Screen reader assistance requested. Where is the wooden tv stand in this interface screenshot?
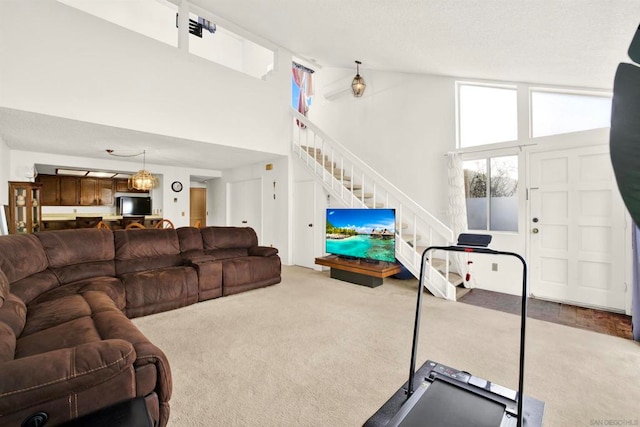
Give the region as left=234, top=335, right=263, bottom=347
left=315, top=255, right=402, bottom=288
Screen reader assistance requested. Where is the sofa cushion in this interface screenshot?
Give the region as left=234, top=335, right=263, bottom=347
left=9, top=270, right=60, bottom=306
left=0, top=234, right=49, bottom=284
left=28, top=276, right=126, bottom=311
left=36, top=229, right=116, bottom=285
left=0, top=294, right=26, bottom=363
left=115, top=229, right=183, bottom=275
left=200, top=226, right=258, bottom=250
left=204, top=248, right=249, bottom=260
left=22, top=294, right=92, bottom=337
left=221, top=256, right=282, bottom=296
left=176, top=227, right=204, bottom=253
left=121, top=267, right=198, bottom=318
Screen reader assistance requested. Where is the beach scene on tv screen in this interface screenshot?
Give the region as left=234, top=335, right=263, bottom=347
left=326, top=208, right=396, bottom=262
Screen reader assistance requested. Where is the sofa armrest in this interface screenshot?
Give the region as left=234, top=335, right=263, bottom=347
left=248, top=246, right=279, bottom=257
left=0, top=339, right=136, bottom=415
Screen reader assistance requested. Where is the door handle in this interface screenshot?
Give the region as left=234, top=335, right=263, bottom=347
left=308, top=223, right=313, bottom=227
left=532, top=228, right=539, bottom=234
left=532, top=217, right=539, bottom=223
left=241, top=220, right=248, bottom=224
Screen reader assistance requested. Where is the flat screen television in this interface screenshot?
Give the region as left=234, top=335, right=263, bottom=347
left=325, top=208, right=396, bottom=263
left=116, top=196, right=152, bottom=216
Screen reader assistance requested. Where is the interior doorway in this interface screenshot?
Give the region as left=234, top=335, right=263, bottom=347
left=228, top=178, right=262, bottom=241
left=294, top=180, right=317, bottom=269
left=190, top=187, right=207, bottom=227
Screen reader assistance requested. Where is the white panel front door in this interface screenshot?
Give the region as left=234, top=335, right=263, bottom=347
left=529, top=145, right=626, bottom=311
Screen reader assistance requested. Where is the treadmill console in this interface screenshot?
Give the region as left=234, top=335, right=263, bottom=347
left=425, top=361, right=471, bottom=383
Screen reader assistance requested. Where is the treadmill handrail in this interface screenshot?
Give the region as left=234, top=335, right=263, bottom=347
left=406, top=242, right=528, bottom=427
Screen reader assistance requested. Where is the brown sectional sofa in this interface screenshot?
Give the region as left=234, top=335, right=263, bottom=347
left=0, top=226, right=281, bottom=426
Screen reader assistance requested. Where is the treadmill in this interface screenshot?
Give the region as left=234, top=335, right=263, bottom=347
left=366, top=234, right=545, bottom=427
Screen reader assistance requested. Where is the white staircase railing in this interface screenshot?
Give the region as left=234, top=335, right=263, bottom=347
left=291, top=108, right=459, bottom=300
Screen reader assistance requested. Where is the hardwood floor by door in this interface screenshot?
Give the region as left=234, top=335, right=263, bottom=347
left=458, top=288, right=633, bottom=340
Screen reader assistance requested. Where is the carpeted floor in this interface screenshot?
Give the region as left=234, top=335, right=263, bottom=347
left=132, top=266, right=640, bottom=426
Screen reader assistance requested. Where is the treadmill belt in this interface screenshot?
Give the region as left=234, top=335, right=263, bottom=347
left=398, top=379, right=506, bottom=427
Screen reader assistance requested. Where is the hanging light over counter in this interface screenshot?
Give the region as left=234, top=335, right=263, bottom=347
left=128, top=150, right=158, bottom=191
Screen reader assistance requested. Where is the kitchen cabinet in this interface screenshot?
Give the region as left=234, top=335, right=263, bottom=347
left=79, top=178, right=97, bottom=206
left=97, top=179, right=115, bottom=205
left=60, top=177, right=79, bottom=205
left=37, top=175, right=116, bottom=206
left=38, top=175, right=60, bottom=205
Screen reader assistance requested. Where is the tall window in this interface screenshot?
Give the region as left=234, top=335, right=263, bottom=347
left=292, top=62, right=314, bottom=117
left=458, top=84, right=518, bottom=148
left=531, top=89, right=612, bottom=138
left=464, top=156, right=518, bottom=232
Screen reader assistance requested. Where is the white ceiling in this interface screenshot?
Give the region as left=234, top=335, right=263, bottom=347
left=2, top=1, right=639, bottom=175
left=0, top=108, right=282, bottom=179
left=196, top=0, right=640, bottom=89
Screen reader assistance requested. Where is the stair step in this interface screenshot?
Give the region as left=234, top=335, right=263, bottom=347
left=366, top=201, right=385, bottom=208
left=345, top=183, right=362, bottom=190
left=456, top=283, right=471, bottom=299
left=353, top=191, right=373, bottom=199
left=403, top=234, right=422, bottom=243
left=302, top=145, right=323, bottom=155
left=430, top=257, right=448, bottom=272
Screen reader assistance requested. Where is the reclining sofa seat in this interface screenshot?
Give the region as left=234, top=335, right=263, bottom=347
left=114, top=228, right=199, bottom=318
left=198, top=226, right=281, bottom=296
left=0, top=230, right=171, bottom=427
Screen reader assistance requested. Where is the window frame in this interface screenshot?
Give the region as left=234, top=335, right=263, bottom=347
left=528, top=87, right=613, bottom=139
left=462, top=151, right=521, bottom=234
left=456, top=81, right=519, bottom=149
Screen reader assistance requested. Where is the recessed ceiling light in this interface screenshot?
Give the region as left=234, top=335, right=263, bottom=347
left=56, top=168, right=88, bottom=176
left=86, top=171, right=116, bottom=178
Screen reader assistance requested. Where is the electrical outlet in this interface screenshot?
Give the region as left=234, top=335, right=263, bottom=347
left=492, top=263, right=498, bottom=272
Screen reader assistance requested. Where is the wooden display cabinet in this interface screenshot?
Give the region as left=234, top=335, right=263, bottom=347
left=8, top=181, right=43, bottom=234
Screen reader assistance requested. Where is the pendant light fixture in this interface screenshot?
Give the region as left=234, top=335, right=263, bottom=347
left=351, top=60, right=366, bottom=97
left=128, top=150, right=158, bottom=191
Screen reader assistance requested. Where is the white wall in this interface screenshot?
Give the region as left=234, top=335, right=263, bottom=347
left=308, top=68, right=455, bottom=223
left=0, top=136, right=9, bottom=205
left=207, top=178, right=226, bottom=226
left=0, top=0, right=290, bottom=156
left=222, top=157, right=290, bottom=263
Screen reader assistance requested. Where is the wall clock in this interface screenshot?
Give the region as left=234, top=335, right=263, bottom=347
left=171, top=181, right=183, bottom=192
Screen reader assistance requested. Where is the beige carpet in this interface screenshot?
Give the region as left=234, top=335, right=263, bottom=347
left=133, top=266, right=640, bottom=426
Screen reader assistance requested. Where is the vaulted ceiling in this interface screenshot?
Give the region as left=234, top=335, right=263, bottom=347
left=2, top=1, right=639, bottom=177
left=194, top=0, right=640, bottom=89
